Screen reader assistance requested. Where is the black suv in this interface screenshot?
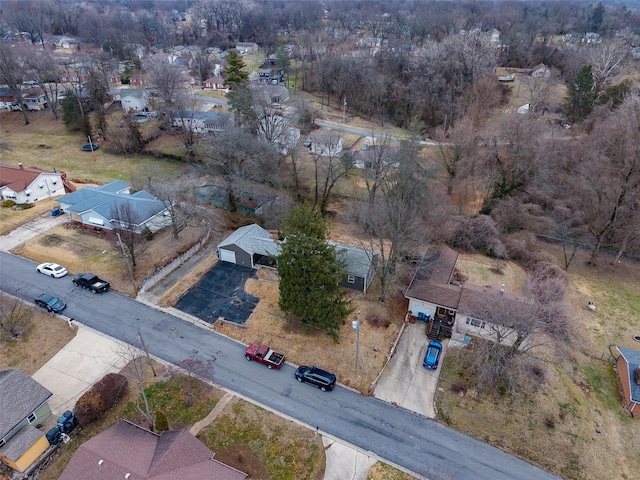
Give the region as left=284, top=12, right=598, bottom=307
left=295, top=365, right=336, bottom=392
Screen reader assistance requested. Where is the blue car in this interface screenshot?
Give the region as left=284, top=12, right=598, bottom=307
left=34, top=293, right=66, bottom=314
left=423, top=340, right=443, bottom=370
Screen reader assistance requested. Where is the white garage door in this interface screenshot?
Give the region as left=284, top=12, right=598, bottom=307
left=219, top=249, right=236, bottom=263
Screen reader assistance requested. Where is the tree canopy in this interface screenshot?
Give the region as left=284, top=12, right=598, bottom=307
left=277, top=204, right=352, bottom=342
left=224, top=49, right=248, bottom=87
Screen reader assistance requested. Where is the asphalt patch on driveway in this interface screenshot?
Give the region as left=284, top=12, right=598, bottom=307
left=175, top=262, right=259, bottom=324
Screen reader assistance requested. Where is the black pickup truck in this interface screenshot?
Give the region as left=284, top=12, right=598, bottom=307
left=72, top=273, right=110, bottom=293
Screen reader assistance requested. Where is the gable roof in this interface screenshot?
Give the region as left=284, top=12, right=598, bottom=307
left=58, top=420, right=247, bottom=480
left=329, top=241, right=376, bottom=278
left=57, top=181, right=166, bottom=225
left=617, top=346, right=640, bottom=403
left=0, top=425, right=44, bottom=462
left=218, top=224, right=275, bottom=255
left=0, top=164, right=60, bottom=193
left=405, top=245, right=462, bottom=309
left=0, top=370, right=52, bottom=438
left=218, top=224, right=376, bottom=278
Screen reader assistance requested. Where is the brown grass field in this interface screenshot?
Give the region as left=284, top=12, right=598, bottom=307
left=0, top=296, right=77, bottom=375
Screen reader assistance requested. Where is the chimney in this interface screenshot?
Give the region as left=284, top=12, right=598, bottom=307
left=18, top=163, right=23, bottom=169
left=635, top=367, right=640, bottom=385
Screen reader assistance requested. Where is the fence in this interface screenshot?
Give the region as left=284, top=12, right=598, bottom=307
left=139, top=229, right=212, bottom=294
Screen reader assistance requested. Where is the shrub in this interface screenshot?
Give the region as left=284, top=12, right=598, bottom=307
left=155, top=410, right=169, bottom=431
left=141, top=227, right=154, bottom=241
left=74, top=390, right=105, bottom=426
left=450, top=382, right=468, bottom=394
left=13, top=203, right=34, bottom=210
left=444, top=215, right=508, bottom=259
left=93, top=373, right=129, bottom=408
left=366, top=313, right=391, bottom=328
left=1, top=200, right=16, bottom=208
left=74, top=373, right=128, bottom=426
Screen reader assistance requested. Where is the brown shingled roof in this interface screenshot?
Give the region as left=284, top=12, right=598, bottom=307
left=405, top=245, right=462, bottom=308
left=58, top=420, right=247, bottom=480
left=0, top=165, right=52, bottom=192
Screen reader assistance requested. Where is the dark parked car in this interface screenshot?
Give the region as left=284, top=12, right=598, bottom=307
left=72, top=273, right=109, bottom=293
left=34, top=293, right=66, bottom=313
left=423, top=340, right=443, bottom=370
left=295, top=365, right=336, bottom=392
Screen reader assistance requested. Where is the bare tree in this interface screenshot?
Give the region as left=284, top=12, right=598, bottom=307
left=359, top=133, right=396, bottom=203
left=23, top=48, right=62, bottom=120
left=589, top=40, right=628, bottom=94
left=353, top=137, right=433, bottom=301
left=0, top=43, right=30, bottom=125
left=110, top=201, right=147, bottom=272
left=171, top=93, right=204, bottom=157
left=0, top=294, right=33, bottom=343
left=311, top=135, right=353, bottom=214
left=433, top=116, right=477, bottom=197
left=192, top=50, right=214, bottom=84
left=144, top=56, right=186, bottom=105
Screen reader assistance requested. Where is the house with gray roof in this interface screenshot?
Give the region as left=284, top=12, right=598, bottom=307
left=616, top=346, right=640, bottom=418
left=217, top=224, right=378, bottom=293
left=172, top=110, right=231, bottom=134
left=59, top=420, right=246, bottom=480
left=56, top=180, right=171, bottom=233
left=0, top=370, right=53, bottom=473
left=121, top=88, right=150, bottom=112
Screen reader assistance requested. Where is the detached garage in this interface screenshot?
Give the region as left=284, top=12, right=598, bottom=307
left=217, top=224, right=378, bottom=293
left=217, top=224, right=277, bottom=268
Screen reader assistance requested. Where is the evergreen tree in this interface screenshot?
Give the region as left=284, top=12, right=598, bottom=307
left=277, top=204, right=352, bottom=342
left=563, top=65, right=595, bottom=123
left=61, top=91, right=91, bottom=136
left=224, top=49, right=249, bottom=87
left=155, top=410, right=169, bottom=432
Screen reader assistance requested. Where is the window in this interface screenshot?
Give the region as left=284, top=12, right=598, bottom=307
left=27, top=412, right=37, bottom=424
left=0, top=438, right=5, bottom=447
left=347, top=275, right=355, bottom=284
left=466, top=318, right=485, bottom=329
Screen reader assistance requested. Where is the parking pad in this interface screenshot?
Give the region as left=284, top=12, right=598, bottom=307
left=175, top=262, right=259, bottom=324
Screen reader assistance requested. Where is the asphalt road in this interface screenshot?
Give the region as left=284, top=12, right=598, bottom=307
left=0, top=251, right=561, bottom=480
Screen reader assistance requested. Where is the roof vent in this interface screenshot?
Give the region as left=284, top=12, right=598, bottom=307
left=18, top=163, right=24, bottom=169
left=98, top=460, right=103, bottom=466
left=125, top=474, right=131, bottom=479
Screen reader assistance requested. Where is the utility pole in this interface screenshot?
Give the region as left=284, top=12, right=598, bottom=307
left=352, top=311, right=361, bottom=378
left=343, top=97, right=347, bottom=123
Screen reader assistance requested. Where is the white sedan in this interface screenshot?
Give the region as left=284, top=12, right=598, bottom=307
left=36, top=262, right=68, bottom=278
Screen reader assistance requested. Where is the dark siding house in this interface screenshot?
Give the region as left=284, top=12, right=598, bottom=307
left=217, top=224, right=377, bottom=293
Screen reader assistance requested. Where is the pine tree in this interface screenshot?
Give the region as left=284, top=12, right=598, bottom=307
left=155, top=410, right=169, bottom=432
left=563, top=65, right=595, bottom=123
left=277, top=204, right=353, bottom=342
left=224, top=49, right=249, bottom=87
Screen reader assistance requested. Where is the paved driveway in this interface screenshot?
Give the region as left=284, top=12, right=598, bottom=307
left=374, top=322, right=447, bottom=418
left=32, top=327, right=129, bottom=419
left=175, top=262, right=259, bottom=324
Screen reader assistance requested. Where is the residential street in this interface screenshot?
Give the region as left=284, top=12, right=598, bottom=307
left=0, top=251, right=561, bottom=480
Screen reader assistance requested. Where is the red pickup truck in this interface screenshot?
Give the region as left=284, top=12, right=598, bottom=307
left=244, top=344, right=285, bottom=369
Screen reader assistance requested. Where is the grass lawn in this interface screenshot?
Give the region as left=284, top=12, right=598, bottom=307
left=0, top=110, right=183, bottom=185
left=199, top=397, right=325, bottom=480
left=0, top=297, right=76, bottom=375
left=12, top=223, right=209, bottom=297
left=436, top=244, right=640, bottom=480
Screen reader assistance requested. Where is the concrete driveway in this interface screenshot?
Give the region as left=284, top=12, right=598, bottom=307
left=373, top=322, right=447, bottom=418
left=0, top=211, right=67, bottom=251
left=32, top=326, right=129, bottom=419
